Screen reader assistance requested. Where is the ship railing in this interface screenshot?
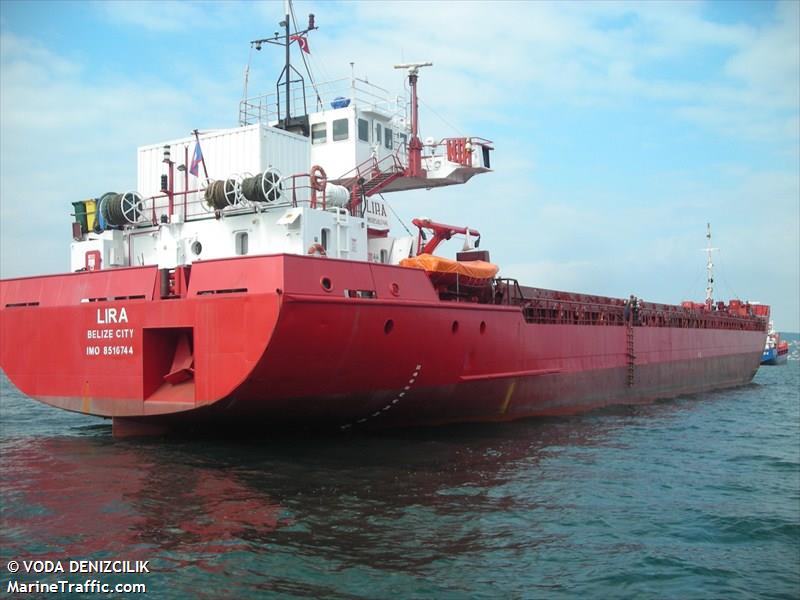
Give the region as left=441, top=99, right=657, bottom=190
left=333, top=152, right=406, bottom=186
left=491, top=283, right=765, bottom=331
left=493, top=278, right=526, bottom=305
left=135, top=171, right=347, bottom=225
left=517, top=297, right=629, bottom=327
left=421, top=137, right=495, bottom=167
left=240, top=77, right=408, bottom=126
left=330, top=152, right=407, bottom=214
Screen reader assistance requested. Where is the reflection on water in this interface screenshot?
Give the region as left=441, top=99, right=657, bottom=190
left=0, top=414, right=622, bottom=597
left=1, top=366, right=799, bottom=599
left=1, top=436, right=288, bottom=559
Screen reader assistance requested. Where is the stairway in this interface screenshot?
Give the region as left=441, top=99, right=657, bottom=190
left=362, top=171, right=403, bottom=196
left=335, top=154, right=407, bottom=214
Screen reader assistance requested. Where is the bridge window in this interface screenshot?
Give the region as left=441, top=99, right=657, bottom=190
left=311, top=123, right=326, bottom=145
left=332, top=118, right=349, bottom=141
left=375, top=122, right=382, bottom=144
left=358, top=118, right=369, bottom=142
left=384, top=127, right=393, bottom=149
left=235, top=231, right=249, bottom=255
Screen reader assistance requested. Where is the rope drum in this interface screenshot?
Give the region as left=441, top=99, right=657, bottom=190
left=98, top=192, right=145, bottom=226
left=241, top=169, right=283, bottom=204
left=204, top=179, right=239, bottom=210
left=205, top=169, right=283, bottom=209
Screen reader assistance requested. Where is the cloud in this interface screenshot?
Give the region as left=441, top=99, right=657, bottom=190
left=1, top=1, right=797, bottom=328
left=304, top=1, right=798, bottom=145
left=0, top=30, right=236, bottom=277
left=96, top=0, right=236, bottom=33
left=724, top=1, right=800, bottom=108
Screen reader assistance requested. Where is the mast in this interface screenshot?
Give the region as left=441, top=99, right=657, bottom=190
left=284, top=0, right=291, bottom=122
left=394, top=62, right=432, bottom=178
left=247, top=0, right=317, bottom=135
left=705, top=222, right=718, bottom=307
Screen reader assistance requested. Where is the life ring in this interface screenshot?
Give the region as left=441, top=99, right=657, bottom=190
left=307, top=243, right=327, bottom=257
left=310, top=165, right=327, bottom=192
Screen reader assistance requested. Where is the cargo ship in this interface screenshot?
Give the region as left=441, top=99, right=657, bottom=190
left=0, top=6, right=769, bottom=437
left=761, top=323, right=789, bottom=365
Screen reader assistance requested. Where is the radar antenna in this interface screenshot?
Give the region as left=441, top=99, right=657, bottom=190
left=393, top=62, right=432, bottom=178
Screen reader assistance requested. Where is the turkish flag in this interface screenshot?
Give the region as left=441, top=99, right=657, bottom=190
left=290, top=34, right=310, bottom=54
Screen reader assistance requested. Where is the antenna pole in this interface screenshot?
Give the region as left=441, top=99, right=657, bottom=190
left=394, top=62, right=432, bottom=178
left=284, top=0, right=291, bottom=122
left=243, top=47, right=252, bottom=103
left=408, top=70, right=421, bottom=177
left=248, top=1, right=317, bottom=131
left=705, top=222, right=714, bottom=307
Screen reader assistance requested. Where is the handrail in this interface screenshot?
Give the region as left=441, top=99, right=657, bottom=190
left=422, top=136, right=495, bottom=154
left=333, top=151, right=405, bottom=185
left=487, top=279, right=765, bottom=331
left=100, top=171, right=330, bottom=229
left=240, top=77, right=408, bottom=126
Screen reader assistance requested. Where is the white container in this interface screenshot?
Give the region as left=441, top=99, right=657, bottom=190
left=137, top=124, right=310, bottom=220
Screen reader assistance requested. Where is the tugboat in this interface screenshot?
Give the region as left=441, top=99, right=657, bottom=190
left=0, top=5, right=769, bottom=436
left=761, top=323, right=790, bottom=365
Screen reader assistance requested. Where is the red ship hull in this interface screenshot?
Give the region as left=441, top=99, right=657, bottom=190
left=0, top=255, right=765, bottom=435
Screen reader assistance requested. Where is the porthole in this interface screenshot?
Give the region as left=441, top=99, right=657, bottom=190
left=191, top=241, right=202, bottom=256
left=480, top=321, right=487, bottom=334
left=452, top=320, right=459, bottom=334
left=384, top=319, right=394, bottom=334
left=321, top=277, right=332, bottom=292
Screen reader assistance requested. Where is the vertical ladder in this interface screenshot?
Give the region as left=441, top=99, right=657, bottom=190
left=626, top=324, right=635, bottom=386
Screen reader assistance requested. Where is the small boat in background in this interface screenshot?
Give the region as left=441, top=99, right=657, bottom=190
left=761, top=323, right=789, bottom=365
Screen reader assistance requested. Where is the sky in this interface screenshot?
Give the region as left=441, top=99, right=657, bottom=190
left=1, top=0, right=798, bottom=330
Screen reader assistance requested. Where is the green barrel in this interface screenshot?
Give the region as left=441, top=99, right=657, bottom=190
left=72, top=200, right=88, bottom=233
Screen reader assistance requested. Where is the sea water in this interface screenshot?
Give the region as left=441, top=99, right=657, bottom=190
left=1, top=363, right=798, bottom=599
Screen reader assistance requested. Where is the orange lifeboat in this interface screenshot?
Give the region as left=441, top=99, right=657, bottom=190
left=400, top=253, right=499, bottom=289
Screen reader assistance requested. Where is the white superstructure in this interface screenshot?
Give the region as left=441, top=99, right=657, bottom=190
left=69, top=40, right=493, bottom=277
